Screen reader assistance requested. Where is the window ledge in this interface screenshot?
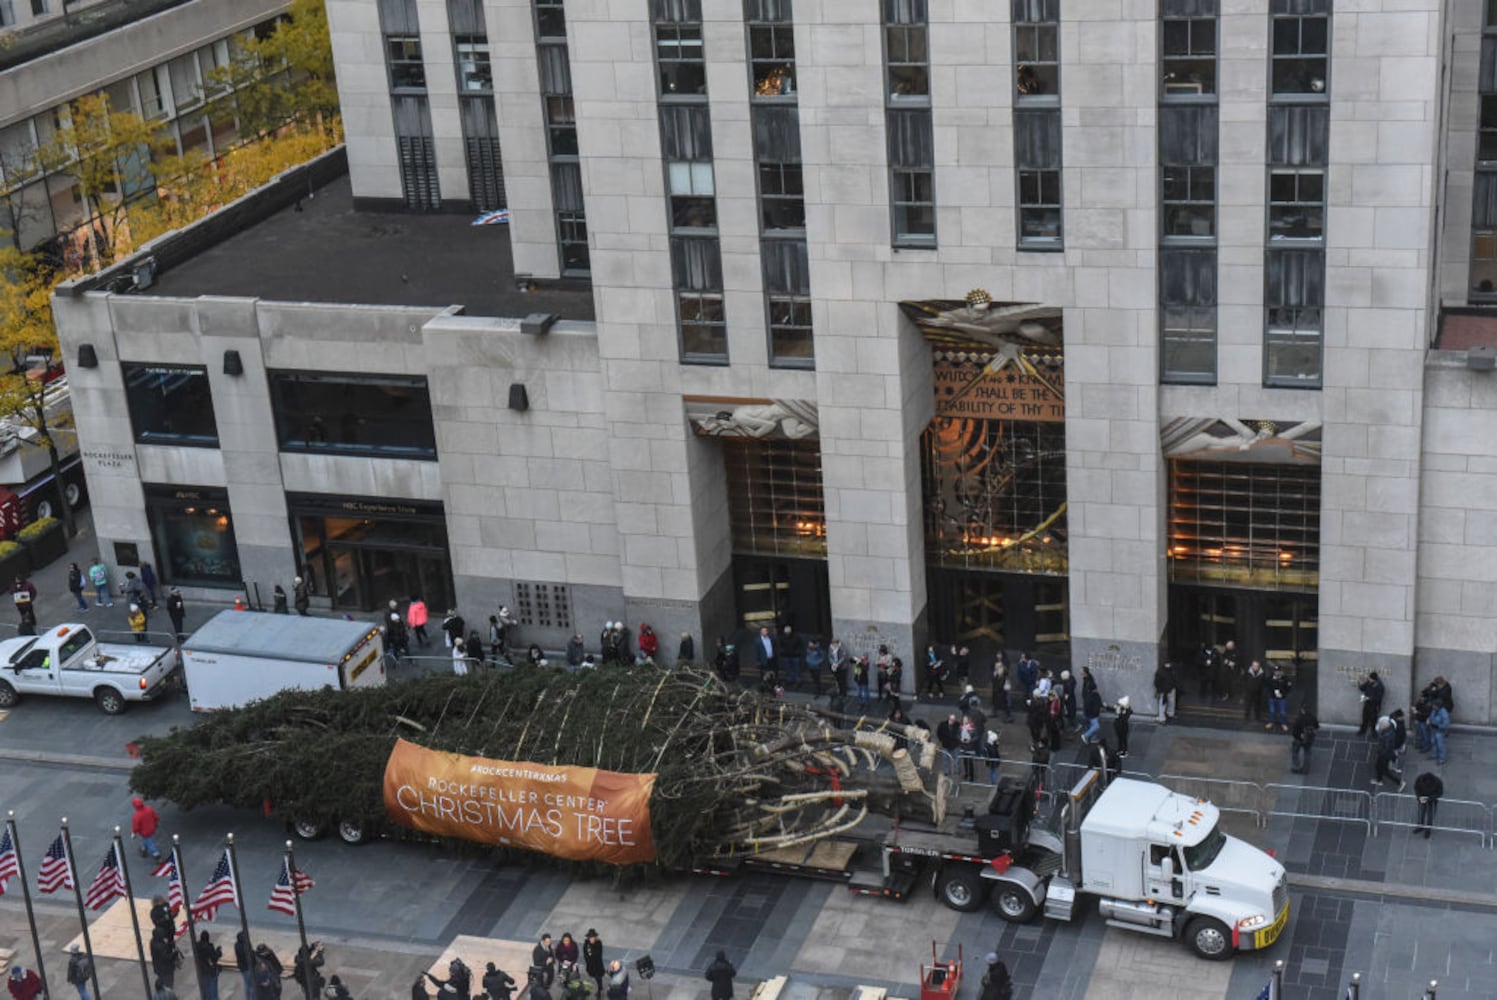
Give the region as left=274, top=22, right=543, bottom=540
left=769, top=359, right=816, bottom=371
left=680, top=355, right=731, bottom=367
left=893, top=240, right=938, bottom=251
left=1017, top=240, right=1065, bottom=253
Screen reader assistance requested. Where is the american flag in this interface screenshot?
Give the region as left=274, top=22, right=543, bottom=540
left=0, top=826, right=18, bottom=896
left=152, top=855, right=189, bottom=938
left=266, top=858, right=315, bottom=915
left=37, top=835, right=74, bottom=894
left=190, top=850, right=238, bottom=921
left=84, top=843, right=126, bottom=910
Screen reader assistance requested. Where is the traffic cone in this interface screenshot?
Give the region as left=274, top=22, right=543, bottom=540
left=233, top=594, right=246, bottom=611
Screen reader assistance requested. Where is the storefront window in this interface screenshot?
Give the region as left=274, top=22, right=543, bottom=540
left=123, top=364, right=219, bottom=446
left=269, top=372, right=438, bottom=459
left=144, top=485, right=241, bottom=587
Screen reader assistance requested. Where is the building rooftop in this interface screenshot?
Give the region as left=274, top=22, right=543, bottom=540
left=0, top=0, right=189, bottom=73
left=144, top=172, right=595, bottom=321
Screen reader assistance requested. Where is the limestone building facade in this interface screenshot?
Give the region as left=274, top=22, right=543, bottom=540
left=53, top=0, right=1497, bottom=725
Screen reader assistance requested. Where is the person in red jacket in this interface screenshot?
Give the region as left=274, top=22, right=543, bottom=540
left=132, top=796, right=164, bottom=861
left=407, top=595, right=430, bottom=647
left=8, top=966, right=43, bottom=1000
left=637, top=624, right=658, bottom=664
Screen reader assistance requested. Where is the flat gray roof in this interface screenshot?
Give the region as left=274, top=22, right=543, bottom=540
left=184, top=609, right=379, bottom=664
left=145, top=173, right=595, bottom=321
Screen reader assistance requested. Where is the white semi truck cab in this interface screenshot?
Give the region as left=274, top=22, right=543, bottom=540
left=983, top=770, right=1288, bottom=959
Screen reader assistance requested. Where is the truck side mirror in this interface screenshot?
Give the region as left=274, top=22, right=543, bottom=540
left=1161, top=856, right=1174, bottom=879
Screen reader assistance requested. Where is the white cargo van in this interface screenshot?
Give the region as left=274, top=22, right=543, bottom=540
left=182, top=611, right=385, bottom=711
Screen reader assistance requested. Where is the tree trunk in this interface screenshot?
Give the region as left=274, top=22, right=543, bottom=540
left=44, top=438, right=76, bottom=538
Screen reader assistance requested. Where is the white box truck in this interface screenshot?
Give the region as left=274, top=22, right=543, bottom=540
left=182, top=611, right=386, bottom=711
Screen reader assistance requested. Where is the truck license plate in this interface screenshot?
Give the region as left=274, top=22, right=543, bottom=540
left=1254, top=900, right=1290, bottom=949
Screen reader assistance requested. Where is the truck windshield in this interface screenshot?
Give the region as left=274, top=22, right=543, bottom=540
left=1182, top=824, right=1227, bottom=871
left=7, top=639, right=37, bottom=665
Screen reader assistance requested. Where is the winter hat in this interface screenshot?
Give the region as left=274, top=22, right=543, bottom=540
left=1118, top=695, right=1130, bottom=709
left=964, top=684, right=974, bottom=695
left=1061, top=670, right=1071, bottom=680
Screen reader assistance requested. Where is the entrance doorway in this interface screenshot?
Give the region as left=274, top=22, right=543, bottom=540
left=1167, top=584, right=1318, bottom=718
left=926, top=569, right=1070, bottom=664
left=289, top=493, right=455, bottom=613
left=732, top=555, right=830, bottom=640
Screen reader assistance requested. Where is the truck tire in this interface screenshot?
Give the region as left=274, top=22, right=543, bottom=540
left=35, top=497, right=55, bottom=521
left=0, top=680, right=16, bottom=708
left=65, top=480, right=84, bottom=509
left=337, top=820, right=367, bottom=845
left=292, top=820, right=327, bottom=841
left=936, top=864, right=987, bottom=912
left=95, top=687, right=126, bottom=715
left=992, top=884, right=1039, bottom=923
left=1185, top=917, right=1233, bottom=960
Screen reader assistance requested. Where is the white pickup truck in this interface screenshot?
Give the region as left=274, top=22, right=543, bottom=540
left=0, top=624, right=179, bottom=714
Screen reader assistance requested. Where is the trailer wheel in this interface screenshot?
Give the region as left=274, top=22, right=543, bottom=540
left=95, top=687, right=126, bottom=715
left=936, top=865, right=987, bottom=912
left=35, top=497, right=54, bottom=521
left=1185, top=917, right=1233, bottom=960
left=65, top=481, right=83, bottom=509
left=992, top=884, right=1038, bottom=923
left=0, top=680, right=16, bottom=708
left=337, top=820, right=367, bottom=846
left=292, top=820, right=327, bottom=841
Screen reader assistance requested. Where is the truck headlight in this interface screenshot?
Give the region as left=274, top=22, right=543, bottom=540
left=1237, top=914, right=1269, bottom=931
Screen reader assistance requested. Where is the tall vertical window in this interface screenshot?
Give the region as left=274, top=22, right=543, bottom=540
left=885, top=0, right=935, bottom=247
left=1014, top=0, right=1061, bottom=249
left=1473, top=8, right=1497, bottom=299
left=534, top=0, right=588, bottom=274
left=1264, top=0, right=1329, bottom=387
left=655, top=0, right=724, bottom=362
left=379, top=0, right=438, bottom=209
left=1158, top=2, right=1219, bottom=384
left=449, top=0, right=504, bottom=212
left=749, top=1, right=811, bottom=366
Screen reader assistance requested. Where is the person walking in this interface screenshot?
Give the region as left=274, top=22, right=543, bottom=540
left=979, top=953, right=1014, bottom=1000
left=140, top=562, right=159, bottom=605
left=293, top=576, right=310, bottom=615
left=853, top=655, right=871, bottom=707
left=408, top=595, right=430, bottom=646
left=10, top=573, right=35, bottom=623
left=1243, top=660, right=1266, bottom=722
left=754, top=626, right=777, bottom=684
left=7, top=966, right=43, bottom=1000
left=1266, top=664, right=1292, bottom=732
left=385, top=601, right=409, bottom=661
left=992, top=654, right=1014, bottom=722
left=88, top=558, right=113, bottom=607
left=780, top=626, right=804, bottom=688
left=566, top=633, right=585, bottom=669
left=194, top=930, right=222, bottom=1000
left=131, top=795, right=164, bottom=860
left=1413, top=771, right=1444, bottom=838
left=1113, top=696, right=1132, bottom=758
left=1081, top=682, right=1104, bottom=744
left=582, top=929, right=605, bottom=998
left=67, top=562, right=89, bottom=613
left=443, top=608, right=466, bottom=650
left=1371, top=717, right=1405, bottom=791
left=1357, top=671, right=1385, bottom=737
left=123, top=571, right=149, bottom=609
left=704, top=951, right=737, bottom=1000
left=1152, top=660, right=1177, bottom=724
left=271, top=584, right=288, bottom=614
left=66, top=943, right=94, bottom=1000
left=1290, top=704, right=1319, bottom=774
left=166, top=588, right=186, bottom=642
left=129, top=603, right=149, bottom=642
left=483, top=963, right=517, bottom=1000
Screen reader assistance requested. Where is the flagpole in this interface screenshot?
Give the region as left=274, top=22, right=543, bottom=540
left=225, top=832, right=256, bottom=990
left=173, top=836, right=207, bottom=1000
left=58, top=819, right=102, bottom=1000
left=114, top=826, right=156, bottom=1000
left=6, top=812, right=50, bottom=997
left=285, top=840, right=313, bottom=1000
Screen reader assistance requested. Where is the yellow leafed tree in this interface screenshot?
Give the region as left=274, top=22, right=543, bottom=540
left=0, top=246, right=75, bottom=537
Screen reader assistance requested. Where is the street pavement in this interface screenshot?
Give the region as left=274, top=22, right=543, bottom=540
left=4, top=519, right=1497, bottom=997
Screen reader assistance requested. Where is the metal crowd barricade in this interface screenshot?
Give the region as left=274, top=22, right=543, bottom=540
left=1262, top=782, right=1373, bottom=833
left=1371, top=793, right=1491, bottom=846
left=1155, top=774, right=1265, bottom=826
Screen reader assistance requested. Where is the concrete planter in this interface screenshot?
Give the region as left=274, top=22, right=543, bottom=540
left=18, top=524, right=66, bottom=569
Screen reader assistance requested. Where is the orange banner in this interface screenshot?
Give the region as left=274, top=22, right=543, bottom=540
left=382, top=739, right=658, bottom=865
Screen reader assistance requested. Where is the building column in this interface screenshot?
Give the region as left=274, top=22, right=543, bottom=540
left=326, top=0, right=402, bottom=202
left=1060, top=6, right=1166, bottom=705
left=1316, top=2, right=1441, bottom=723
left=487, top=0, right=560, bottom=278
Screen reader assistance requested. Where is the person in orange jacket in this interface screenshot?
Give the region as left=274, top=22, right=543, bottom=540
left=407, top=595, right=430, bottom=647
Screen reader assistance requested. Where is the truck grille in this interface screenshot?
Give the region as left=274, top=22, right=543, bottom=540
left=1272, top=874, right=1287, bottom=917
